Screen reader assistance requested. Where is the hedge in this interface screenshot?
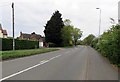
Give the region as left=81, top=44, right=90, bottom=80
left=1, top=38, right=39, bottom=51
left=91, top=24, right=120, bottom=67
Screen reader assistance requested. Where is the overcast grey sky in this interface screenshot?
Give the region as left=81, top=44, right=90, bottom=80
left=0, top=0, right=119, bottom=39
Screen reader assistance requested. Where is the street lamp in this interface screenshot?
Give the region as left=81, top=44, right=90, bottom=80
left=96, top=8, right=101, bottom=36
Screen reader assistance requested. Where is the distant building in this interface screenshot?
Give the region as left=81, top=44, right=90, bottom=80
left=118, top=1, right=120, bottom=24
left=0, top=24, right=8, bottom=38
left=18, top=32, right=44, bottom=47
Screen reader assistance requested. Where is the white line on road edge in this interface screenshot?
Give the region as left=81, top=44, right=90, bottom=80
left=0, top=55, right=61, bottom=81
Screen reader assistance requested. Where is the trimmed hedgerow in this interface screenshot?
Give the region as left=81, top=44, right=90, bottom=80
left=1, top=38, right=39, bottom=51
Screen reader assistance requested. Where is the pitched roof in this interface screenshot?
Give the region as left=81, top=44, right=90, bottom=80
left=30, top=34, right=42, bottom=40
left=20, top=32, right=43, bottom=41
left=30, top=32, right=42, bottom=39
left=0, top=24, right=8, bottom=35
left=0, top=24, right=2, bottom=30
left=22, top=33, right=31, bottom=39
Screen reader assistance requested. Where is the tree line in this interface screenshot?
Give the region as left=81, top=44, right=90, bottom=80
left=44, top=11, right=82, bottom=47
left=43, top=10, right=120, bottom=67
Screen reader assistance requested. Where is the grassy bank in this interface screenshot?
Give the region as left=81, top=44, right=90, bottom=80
left=0, top=48, right=59, bottom=60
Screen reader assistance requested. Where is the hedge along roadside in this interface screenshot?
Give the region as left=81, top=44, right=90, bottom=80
left=1, top=38, right=39, bottom=51
left=91, top=24, right=120, bottom=67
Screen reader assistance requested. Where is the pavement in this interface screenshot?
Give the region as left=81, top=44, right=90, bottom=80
left=1, top=46, right=118, bottom=80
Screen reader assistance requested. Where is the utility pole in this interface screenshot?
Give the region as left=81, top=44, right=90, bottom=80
left=12, top=2, right=15, bottom=50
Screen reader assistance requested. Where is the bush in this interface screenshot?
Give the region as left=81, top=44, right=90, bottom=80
left=82, top=34, right=95, bottom=46
left=1, top=38, right=39, bottom=51
left=91, top=24, right=120, bottom=67
left=91, top=38, right=98, bottom=49
left=99, top=25, right=120, bottom=65
left=2, top=38, right=13, bottom=50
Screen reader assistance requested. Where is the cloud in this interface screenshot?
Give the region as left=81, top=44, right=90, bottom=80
left=0, top=0, right=119, bottom=39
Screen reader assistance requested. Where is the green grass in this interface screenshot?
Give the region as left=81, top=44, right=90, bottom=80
left=0, top=48, right=59, bottom=60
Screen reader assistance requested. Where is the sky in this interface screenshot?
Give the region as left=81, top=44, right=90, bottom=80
left=0, top=0, right=119, bottom=39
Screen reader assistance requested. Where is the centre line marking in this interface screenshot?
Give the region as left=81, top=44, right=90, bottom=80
left=0, top=55, right=61, bottom=81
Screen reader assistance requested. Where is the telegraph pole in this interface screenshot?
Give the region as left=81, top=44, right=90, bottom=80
left=12, top=2, right=15, bottom=50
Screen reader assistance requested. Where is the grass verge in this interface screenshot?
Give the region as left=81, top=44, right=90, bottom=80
left=0, top=48, right=59, bottom=60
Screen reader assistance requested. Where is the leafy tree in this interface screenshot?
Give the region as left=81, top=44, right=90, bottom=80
left=44, top=11, right=64, bottom=47
left=82, top=34, right=95, bottom=45
left=62, top=19, right=82, bottom=46
left=72, top=28, right=82, bottom=46
left=62, top=19, right=73, bottom=46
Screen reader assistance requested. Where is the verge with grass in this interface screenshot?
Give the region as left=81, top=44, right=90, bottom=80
left=0, top=48, right=59, bottom=60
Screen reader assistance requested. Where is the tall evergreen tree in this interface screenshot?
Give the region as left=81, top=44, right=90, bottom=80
left=44, top=11, right=64, bottom=46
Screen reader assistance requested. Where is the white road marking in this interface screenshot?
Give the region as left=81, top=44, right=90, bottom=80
left=40, top=60, right=49, bottom=64
left=49, top=55, right=61, bottom=61
left=0, top=55, right=61, bottom=81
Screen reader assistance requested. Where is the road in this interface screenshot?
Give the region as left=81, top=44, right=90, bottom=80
left=1, top=46, right=118, bottom=80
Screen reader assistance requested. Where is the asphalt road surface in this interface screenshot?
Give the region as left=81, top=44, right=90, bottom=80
left=1, top=46, right=118, bottom=80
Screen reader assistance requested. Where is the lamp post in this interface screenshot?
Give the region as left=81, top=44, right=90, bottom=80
left=96, top=8, right=101, bottom=36
left=12, top=2, right=15, bottom=50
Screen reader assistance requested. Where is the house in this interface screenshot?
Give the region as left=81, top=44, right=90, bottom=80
left=18, top=32, right=44, bottom=47
left=0, top=24, right=8, bottom=38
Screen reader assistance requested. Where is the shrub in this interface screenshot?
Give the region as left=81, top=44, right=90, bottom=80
left=91, top=24, right=120, bottom=67
left=91, top=38, right=98, bottom=49
left=1, top=38, right=39, bottom=51
left=2, top=38, right=13, bottom=50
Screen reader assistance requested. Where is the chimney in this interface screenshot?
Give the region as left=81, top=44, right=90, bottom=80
left=20, top=31, right=22, bottom=35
